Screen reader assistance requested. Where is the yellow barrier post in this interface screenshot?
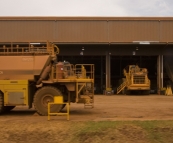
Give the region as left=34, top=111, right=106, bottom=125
left=48, top=96, right=70, bottom=121
left=165, top=86, right=173, bottom=96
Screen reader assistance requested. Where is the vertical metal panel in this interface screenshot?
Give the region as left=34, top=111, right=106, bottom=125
left=106, top=52, right=111, bottom=89
left=55, top=21, right=108, bottom=42
left=0, top=21, right=54, bottom=42
left=160, top=21, right=173, bottom=42
left=0, top=18, right=173, bottom=43
left=109, top=21, right=160, bottom=42
left=157, top=55, right=163, bottom=93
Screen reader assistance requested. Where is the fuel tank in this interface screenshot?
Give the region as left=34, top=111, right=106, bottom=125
left=0, top=55, right=51, bottom=80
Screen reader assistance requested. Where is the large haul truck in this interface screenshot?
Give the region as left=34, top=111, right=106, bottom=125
left=0, top=42, right=94, bottom=115
left=117, top=65, right=150, bottom=94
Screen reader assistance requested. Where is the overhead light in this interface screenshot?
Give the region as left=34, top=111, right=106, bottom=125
left=133, top=41, right=159, bottom=44
left=30, top=43, right=40, bottom=45
left=82, top=47, right=85, bottom=50
left=139, top=42, right=150, bottom=44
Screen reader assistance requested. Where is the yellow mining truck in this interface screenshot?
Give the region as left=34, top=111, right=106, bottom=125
left=117, top=65, right=150, bottom=94
left=0, top=42, right=94, bottom=115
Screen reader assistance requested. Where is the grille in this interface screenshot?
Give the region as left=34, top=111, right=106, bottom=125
left=133, top=75, right=145, bottom=84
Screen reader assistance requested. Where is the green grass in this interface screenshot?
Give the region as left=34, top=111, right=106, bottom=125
left=68, top=120, right=173, bottom=143
left=135, top=120, right=173, bottom=143
left=1, top=120, right=173, bottom=143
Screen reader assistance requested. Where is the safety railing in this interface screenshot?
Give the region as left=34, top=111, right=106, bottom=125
left=0, top=41, right=59, bottom=56
left=74, top=64, right=94, bottom=80
left=48, top=96, right=70, bottom=121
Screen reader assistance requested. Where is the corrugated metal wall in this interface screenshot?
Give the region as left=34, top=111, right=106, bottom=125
left=160, top=21, right=173, bottom=42
left=55, top=21, right=108, bottom=42
left=0, top=21, right=54, bottom=42
left=109, top=20, right=160, bottom=42
left=0, top=17, right=173, bottom=43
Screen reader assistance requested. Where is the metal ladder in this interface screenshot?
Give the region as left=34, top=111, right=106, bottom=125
left=117, top=80, right=127, bottom=94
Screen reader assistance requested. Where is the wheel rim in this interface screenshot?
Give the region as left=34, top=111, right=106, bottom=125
left=41, top=94, right=54, bottom=107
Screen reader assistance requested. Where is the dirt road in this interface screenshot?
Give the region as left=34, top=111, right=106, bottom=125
left=1, top=94, right=173, bottom=121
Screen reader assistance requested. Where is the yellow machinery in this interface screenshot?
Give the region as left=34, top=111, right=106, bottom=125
left=0, top=42, right=94, bottom=115
left=117, top=65, right=150, bottom=94
left=48, top=96, right=70, bottom=120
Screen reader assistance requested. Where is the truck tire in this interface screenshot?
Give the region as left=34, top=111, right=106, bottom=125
left=142, top=90, right=150, bottom=95
left=33, top=86, right=63, bottom=116
left=4, top=106, right=16, bottom=112
left=61, top=102, right=67, bottom=110
left=125, top=90, right=131, bottom=95
left=0, top=93, right=5, bottom=114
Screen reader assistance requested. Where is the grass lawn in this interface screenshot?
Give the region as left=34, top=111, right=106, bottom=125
left=1, top=120, right=173, bottom=143
left=68, top=120, right=173, bottom=143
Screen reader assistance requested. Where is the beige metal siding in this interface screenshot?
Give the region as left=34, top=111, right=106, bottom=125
left=0, top=21, right=54, bottom=42
left=109, top=21, right=160, bottom=42
left=160, top=21, right=173, bottom=42
left=0, top=17, right=173, bottom=43
left=55, top=21, right=108, bottom=43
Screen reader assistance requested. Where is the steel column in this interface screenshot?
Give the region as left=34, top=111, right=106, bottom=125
left=101, top=56, right=103, bottom=92
left=106, top=52, right=111, bottom=89
left=157, top=55, right=163, bottom=94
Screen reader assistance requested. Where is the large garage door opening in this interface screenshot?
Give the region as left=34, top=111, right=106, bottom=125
left=58, top=55, right=158, bottom=94
left=111, top=56, right=158, bottom=94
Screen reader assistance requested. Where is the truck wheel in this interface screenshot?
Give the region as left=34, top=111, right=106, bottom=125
left=4, top=106, right=16, bottom=112
left=34, top=86, right=63, bottom=116
left=61, top=102, right=67, bottom=110
left=0, top=93, right=5, bottom=114
left=142, top=90, right=150, bottom=95
left=125, top=90, right=131, bottom=95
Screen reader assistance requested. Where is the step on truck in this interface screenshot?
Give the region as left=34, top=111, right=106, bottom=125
left=0, top=42, right=94, bottom=115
